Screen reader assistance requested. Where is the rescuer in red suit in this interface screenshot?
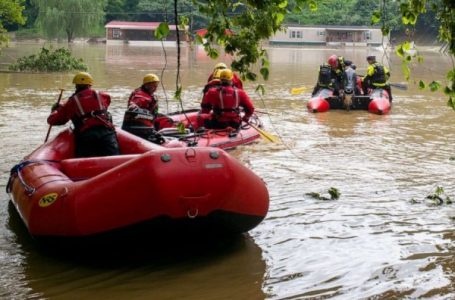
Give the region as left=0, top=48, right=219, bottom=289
left=47, top=72, right=120, bottom=158
left=200, top=69, right=254, bottom=129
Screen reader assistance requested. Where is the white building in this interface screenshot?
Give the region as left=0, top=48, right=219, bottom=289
left=269, top=25, right=388, bottom=47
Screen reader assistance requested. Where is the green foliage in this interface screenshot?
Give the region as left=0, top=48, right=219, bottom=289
left=0, top=0, right=26, bottom=50
left=8, top=46, right=87, bottom=72
left=410, top=186, right=453, bottom=206
left=154, top=22, right=170, bottom=40
left=193, top=0, right=289, bottom=80
left=31, top=0, right=107, bottom=42
left=306, top=187, right=340, bottom=200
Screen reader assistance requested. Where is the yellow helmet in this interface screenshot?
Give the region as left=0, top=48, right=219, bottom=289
left=72, top=72, right=94, bottom=85
left=214, top=62, right=227, bottom=70
left=143, top=73, right=160, bottom=84
left=219, top=69, right=233, bottom=81
left=212, top=69, right=223, bottom=79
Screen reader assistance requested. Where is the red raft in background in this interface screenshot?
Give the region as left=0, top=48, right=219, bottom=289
left=307, top=88, right=392, bottom=115
left=6, top=128, right=269, bottom=244
left=123, top=108, right=262, bottom=150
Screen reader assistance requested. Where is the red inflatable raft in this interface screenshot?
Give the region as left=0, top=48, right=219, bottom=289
left=6, top=128, right=269, bottom=242
left=123, top=109, right=262, bottom=150
left=307, top=88, right=391, bottom=115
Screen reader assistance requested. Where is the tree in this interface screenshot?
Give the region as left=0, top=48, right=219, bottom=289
left=31, top=0, right=107, bottom=42
left=0, top=0, right=26, bottom=50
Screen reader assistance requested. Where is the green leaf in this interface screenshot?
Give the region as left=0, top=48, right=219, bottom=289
left=447, top=69, right=455, bottom=81
left=401, top=62, right=410, bottom=80
left=195, top=34, right=204, bottom=45
left=255, top=84, right=266, bottom=96
left=177, top=122, right=185, bottom=134
left=448, top=96, right=455, bottom=111
left=429, top=81, right=441, bottom=92
left=155, top=22, right=170, bottom=40
left=278, top=0, right=288, bottom=9
left=371, top=11, right=381, bottom=25
left=260, top=67, right=269, bottom=80
left=308, top=0, right=317, bottom=11
left=396, top=45, right=405, bottom=58
left=418, top=80, right=425, bottom=89
left=417, top=55, right=424, bottom=63
left=174, top=86, right=182, bottom=101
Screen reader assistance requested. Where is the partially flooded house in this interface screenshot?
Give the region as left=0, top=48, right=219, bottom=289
left=269, top=25, right=388, bottom=47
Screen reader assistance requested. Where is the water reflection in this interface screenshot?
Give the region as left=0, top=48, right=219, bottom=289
left=6, top=203, right=266, bottom=300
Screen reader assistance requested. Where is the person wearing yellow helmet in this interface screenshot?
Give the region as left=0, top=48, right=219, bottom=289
left=202, top=69, right=223, bottom=94
left=362, top=56, right=392, bottom=101
left=122, top=73, right=171, bottom=143
left=127, top=73, right=160, bottom=115
left=200, top=68, right=255, bottom=129
left=47, top=71, right=120, bottom=158
left=207, top=62, right=244, bottom=89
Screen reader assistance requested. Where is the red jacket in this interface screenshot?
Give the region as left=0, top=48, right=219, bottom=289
left=201, top=85, right=254, bottom=124
left=207, top=72, right=243, bottom=90
left=47, top=88, right=112, bottom=132
left=127, top=87, right=158, bottom=115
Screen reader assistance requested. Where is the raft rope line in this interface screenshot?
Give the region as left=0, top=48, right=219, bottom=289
left=6, top=159, right=61, bottom=195
left=255, top=91, right=309, bottom=161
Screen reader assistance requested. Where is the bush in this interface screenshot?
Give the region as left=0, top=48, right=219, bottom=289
left=9, top=46, right=88, bottom=72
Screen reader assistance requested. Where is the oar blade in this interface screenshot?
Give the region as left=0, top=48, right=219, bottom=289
left=250, top=124, right=279, bottom=143
left=390, top=83, right=408, bottom=90
left=291, top=87, right=306, bottom=95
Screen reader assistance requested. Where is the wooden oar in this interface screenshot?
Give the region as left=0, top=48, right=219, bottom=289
left=248, top=123, right=279, bottom=143
left=290, top=87, right=306, bottom=95
left=44, top=89, right=64, bottom=142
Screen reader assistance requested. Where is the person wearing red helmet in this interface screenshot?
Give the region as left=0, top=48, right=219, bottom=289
left=47, top=72, right=119, bottom=158
left=311, top=55, right=347, bottom=96
left=200, top=69, right=254, bottom=129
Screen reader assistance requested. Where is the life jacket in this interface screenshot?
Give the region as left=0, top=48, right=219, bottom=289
left=71, top=90, right=112, bottom=131
left=212, top=86, right=241, bottom=123
left=128, top=88, right=158, bottom=115
left=318, top=64, right=333, bottom=87
left=344, top=67, right=356, bottom=94
left=371, top=63, right=386, bottom=84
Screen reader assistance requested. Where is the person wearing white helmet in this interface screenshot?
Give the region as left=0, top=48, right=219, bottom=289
left=47, top=72, right=119, bottom=157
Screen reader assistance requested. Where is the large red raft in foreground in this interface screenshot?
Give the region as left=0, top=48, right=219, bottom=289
left=6, top=128, right=269, bottom=242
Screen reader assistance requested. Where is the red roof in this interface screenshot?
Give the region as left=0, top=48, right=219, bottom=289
left=105, top=21, right=180, bottom=30
left=195, top=28, right=234, bottom=37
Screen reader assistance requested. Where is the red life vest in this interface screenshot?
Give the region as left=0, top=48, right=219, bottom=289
left=47, top=88, right=113, bottom=133
left=128, top=88, right=158, bottom=114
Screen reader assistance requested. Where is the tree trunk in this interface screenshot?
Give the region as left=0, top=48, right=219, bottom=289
left=67, top=29, right=73, bottom=43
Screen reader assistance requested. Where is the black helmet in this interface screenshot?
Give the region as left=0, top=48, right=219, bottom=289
left=366, top=55, right=376, bottom=61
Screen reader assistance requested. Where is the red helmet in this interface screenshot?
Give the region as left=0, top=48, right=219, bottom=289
left=328, top=55, right=338, bottom=68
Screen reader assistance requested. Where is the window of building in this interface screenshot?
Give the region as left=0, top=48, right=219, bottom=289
left=365, top=31, right=371, bottom=40
left=289, top=30, right=302, bottom=39
left=113, top=28, right=121, bottom=39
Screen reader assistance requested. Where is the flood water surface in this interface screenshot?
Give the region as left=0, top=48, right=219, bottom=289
left=0, top=43, right=454, bottom=299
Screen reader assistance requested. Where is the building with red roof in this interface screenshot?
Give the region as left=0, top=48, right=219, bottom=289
left=105, top=21, right=189, bottom=46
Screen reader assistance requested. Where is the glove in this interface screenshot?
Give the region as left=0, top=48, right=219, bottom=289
left=51, top=103, right=62, bottom=112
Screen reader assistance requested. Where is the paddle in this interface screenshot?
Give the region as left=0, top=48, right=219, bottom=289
left=290, top=87, right=306, bottom=95
left=389, top=83, right=408, bottom=90
left=358, top=75, right=408, bottom=90
left=248, top=123, right=279, bottom=143
left=44, top=89, right=64, bottom=142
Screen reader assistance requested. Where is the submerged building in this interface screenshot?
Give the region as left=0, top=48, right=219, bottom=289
left=105, top=21, right=188, bottom=46
left=269, top=25, right=388, bottom=47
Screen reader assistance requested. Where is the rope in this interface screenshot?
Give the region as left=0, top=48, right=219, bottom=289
left=6, top=159, right=60, bottom=195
